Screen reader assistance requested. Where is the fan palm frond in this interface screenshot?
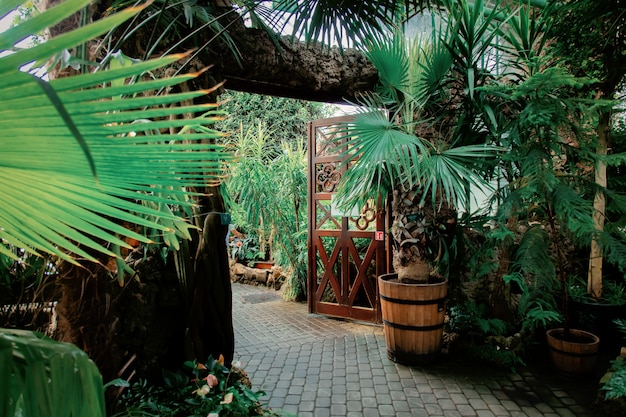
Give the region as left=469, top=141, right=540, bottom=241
left=0, top=0, right=231, bottom=264
left=268, top=0, right=403, bottom=48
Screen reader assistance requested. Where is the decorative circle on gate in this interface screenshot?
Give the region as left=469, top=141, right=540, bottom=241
left=351, top=203, right=377, bottom=230
left=316, top=163, right=341, bottom=192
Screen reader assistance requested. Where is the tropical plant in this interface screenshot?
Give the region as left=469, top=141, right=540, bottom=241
left=545, top=0, right=626, bottom=300
left=115, top=355, right=276, bottom=417
left=1, top=0, right=239, bottom=398
left=599, top=319, right=626, bottom=401
left=333, top=0, right=502, bottom=284
left=225, top=121, right=309, bottom=299
left=1, top=328, right=106, bottom=417
left=477, top=1, right=626, bottom=338
left=215, top=90, right=331, bottom=146
left=1, top=0, right=229, bottom=267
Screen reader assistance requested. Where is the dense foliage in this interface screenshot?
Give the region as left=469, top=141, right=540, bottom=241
left=224, top=121, right=309, bottom=300
left=215, top=90, right=333, bottom=146
left=115, top=356, right=276, bottom=417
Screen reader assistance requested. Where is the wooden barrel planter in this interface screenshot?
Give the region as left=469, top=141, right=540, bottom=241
left=378, top=273, right=448, bottom=365
left=546, top=328, right=600, bottom=376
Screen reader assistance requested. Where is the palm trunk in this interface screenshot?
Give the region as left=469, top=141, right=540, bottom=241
left=391, top=187, right=456, bottom=283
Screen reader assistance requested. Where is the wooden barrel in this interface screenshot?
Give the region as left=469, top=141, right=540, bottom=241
left=378, top=273, right=448, bottom=365
left=546, top=328, right=599, bottom=375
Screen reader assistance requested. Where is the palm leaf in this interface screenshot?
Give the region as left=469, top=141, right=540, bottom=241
left=419, top=144, right=499, bottom=209
left=333, top=106, right=433, bottom=210
left=269, top=0, right=401, bottom=48
left=0, top=1, right=231, bottom=264
left=364, top=30, right=411, bottom=103
left=0, top=328, right=106, bottom=417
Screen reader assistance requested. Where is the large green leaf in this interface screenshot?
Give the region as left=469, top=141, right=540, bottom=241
left=0, top=1, right=231, bottom=264
left=0, top=328, right=107, bottom=417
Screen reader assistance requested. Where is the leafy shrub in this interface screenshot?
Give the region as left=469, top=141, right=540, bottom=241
left=466, top=344, right=526, bottom=373
left=600, top=319, right=626, bottom=401
left=601, top=359, right=626, bottom=400
left=448, top=302, right=509, bottom=340
left=448, top=301, right=526, bottom=371
left=115, top=356, right=277, bottom=417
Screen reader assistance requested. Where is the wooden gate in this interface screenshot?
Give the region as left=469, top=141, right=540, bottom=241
left=308, top=116, right=387, bottom=323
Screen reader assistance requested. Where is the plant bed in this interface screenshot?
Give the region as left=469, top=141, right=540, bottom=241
left=114, top=356, right=279, bottom=417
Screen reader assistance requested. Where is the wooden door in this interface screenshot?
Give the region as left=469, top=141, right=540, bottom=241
left=308, top=116, right=387, bottom=323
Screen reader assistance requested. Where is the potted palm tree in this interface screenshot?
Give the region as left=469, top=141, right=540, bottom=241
left=333, top=1, right=502, bottom=365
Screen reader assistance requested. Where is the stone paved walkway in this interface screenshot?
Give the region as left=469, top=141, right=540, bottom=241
left=232, top=283, right=600, bottom=417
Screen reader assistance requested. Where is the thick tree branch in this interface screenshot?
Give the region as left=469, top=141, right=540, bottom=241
left=209, top=28, right=378, bottom=103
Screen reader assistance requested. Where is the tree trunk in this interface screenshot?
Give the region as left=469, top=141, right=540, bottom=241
left=587, top=109, right=610, bottom=299
left=391, top=187, right=457, bottom=283
left=186, top=205, right=234, bottom=365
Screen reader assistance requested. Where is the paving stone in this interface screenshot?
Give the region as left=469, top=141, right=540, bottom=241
left=469, top=397, right=489, bottom=410
left=457, top=403, right=478, bottom=416
left=231, top=283, right=596, bottom=417
left=347, top=400, right=362, bottom=412
left=287, top=385, right=303, bottom=395
left=434, top=388, right=452, bottom=399
left=330, top=403, right=347, bottom=416
left=392, top=399, right=411, bottom=412
left=451, top=392, right=470, bottom=405
left=376, top=393, right=392, bottom=405
left=487, top=404, right=509, bottom=416
left=407, top=396, right=425, bottom=408
left=425, top=403, right=444, bottom=415
left=314, top=407, right=331, bottom=417
left=518, top=406, right=546, bottom=417
left=462, top=388, right=482, bottom=399
left=411, top=408, right=432, bottom=417
left=374, top=384, right=390, bottom=395
left=315, top=395, right=332, bottom=407
left=284, top=395, right=301, bottom=405
left=421, top=393, right=438, bottom=404
left=438, top=398, right=457, bottom=410
left=499, top=399, right=520, bottom=411
left=347, top=390, right=362, bottom=400
left=363, top=407, right=380, bottom=417
left=299, top=400, right=315, bottom=412
left=388, top=381, right=404, bottom=391
left=553, top=407, right=578, bottom=417
left=331, top=393, right=346, bottom=404
left=536, top=402, right=556, bottom=413
left=361, top=378, right=375, bottom=388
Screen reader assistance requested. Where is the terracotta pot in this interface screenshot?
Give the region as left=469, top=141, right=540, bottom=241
left=378, top=273, right=447, bottom=365
left=546, top=328, right=600, bottom=376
